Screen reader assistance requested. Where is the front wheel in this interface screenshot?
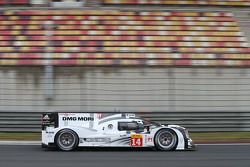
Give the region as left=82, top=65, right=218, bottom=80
left=55, top=129, right=79, bottom=151
left=154, top=129, right=178, bottom=151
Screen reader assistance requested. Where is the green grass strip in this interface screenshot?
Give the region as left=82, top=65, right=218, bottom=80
left=0, top=132, right=250, bottom=143
left=0, top=132, right=40, bottom=141
left=190, top=132, right=250, bottom=143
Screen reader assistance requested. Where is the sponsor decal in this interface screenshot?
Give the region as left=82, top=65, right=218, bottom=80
left=59, top=113, right=75, bottom=116
left=108, top=124, right=113, bottom=130
left=130, top=134, right=143, bottom=147
left=143, top=135, right=153, bottom=144
left=42, top=114, right=53, bottom=125
left=62, top=117, right=94, bottom=121
left=43, top=114, right=50, bottom=120
left=126, top=113, right=136, bottom=118
left=147, top=137, right=153, bottom=142
left=47, top=134, right=53, bottom=138
left=80, top=138, right=111, bottom=143
left=120, top=134, right=127, bottom=137
left=97, top=113, right=103, bottom=120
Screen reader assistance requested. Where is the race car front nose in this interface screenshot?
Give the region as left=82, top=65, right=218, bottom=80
left=187, top=138, right=196, bottom=150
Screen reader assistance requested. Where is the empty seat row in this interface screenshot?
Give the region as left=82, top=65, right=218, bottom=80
left=1, top=10, right=237, bottom=16
left=0, top=46, right=249, bottom=52
left=0, top=20, right=239, bottom=26
left=0, top=41, right=247, bottom=47
left=2, top=53, right=250, bottom=60
left=0, top=0, right=29, bottom=5
left=103, top=0, right=250, bottom=6
left=0, top=15, right=237, bottom=21
left=0, top=25, right=241, bottom=31
left=0, top=30, right=243, bottom=36
left=2, top=59, right=250, bottom=66
left=1, top=0, right=250, bottom=6
left=0, top=35, right=246, bottom=41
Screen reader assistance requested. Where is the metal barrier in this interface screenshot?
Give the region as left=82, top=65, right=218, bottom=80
left=0, top=111, right=249, bottom=132
left=141, top=111, right=250, bottom=132
left=0, top=112, right=41, bottom=132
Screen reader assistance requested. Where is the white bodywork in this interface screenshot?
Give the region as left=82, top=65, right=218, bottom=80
left=42, top=113, right=194, bottom=150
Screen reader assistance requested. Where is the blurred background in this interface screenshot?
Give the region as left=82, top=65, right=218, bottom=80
left=0, top=0, right=250, bottom=142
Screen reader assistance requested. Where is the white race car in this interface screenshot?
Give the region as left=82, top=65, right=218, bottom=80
left=42, top=112, right=195, bottom=151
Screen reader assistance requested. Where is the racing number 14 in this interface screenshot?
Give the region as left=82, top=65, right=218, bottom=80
left=130, top=134, right=143, bottom=147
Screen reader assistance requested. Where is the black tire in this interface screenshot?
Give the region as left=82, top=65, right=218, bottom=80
left=55, top=129, right=79, bottom=151
left=154, top=129, right=178, bottom=151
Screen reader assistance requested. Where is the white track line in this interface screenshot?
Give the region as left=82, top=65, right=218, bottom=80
left=1, top=141, right=250, bottom=146
left=197, top=143, right=250, bottom=146
left=0, top=141, right=40, bottom=145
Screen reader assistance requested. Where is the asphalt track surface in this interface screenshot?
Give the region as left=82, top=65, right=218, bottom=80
left=0, top=144, right=250, bottom=167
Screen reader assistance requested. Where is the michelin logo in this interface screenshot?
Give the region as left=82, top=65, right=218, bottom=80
left=62, top=117, right=94, bottom=121
left=80, top=138, right=111, bottom=143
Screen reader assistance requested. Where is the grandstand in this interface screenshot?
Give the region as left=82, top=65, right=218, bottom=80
left=0, top=0, right=250, bottom=131
left=0, top=10, right=249, bottom=66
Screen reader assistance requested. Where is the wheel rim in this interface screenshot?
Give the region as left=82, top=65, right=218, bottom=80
left=157, top=131, right=176, bottom=149
left=58, top=132, right=76, bottom=150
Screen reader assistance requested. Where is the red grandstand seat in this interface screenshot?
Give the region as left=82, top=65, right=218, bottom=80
left=0, top=0, right=29, bottom=5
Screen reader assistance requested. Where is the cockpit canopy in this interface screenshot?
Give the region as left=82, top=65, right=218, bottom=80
left=118, top=121, right=144, bottom=131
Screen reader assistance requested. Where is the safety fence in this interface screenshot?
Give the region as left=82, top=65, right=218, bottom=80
left=0, top=111, right=249, bottom=132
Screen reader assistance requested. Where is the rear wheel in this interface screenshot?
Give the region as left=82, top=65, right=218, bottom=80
left=55, top=129, right=79, bottom=151
left=154, top=129, right=178, bottom=151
